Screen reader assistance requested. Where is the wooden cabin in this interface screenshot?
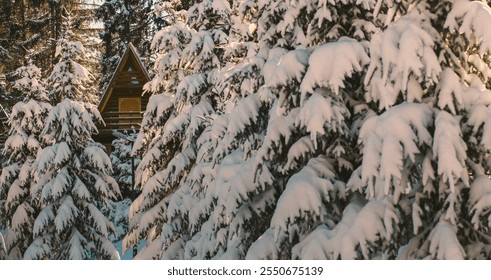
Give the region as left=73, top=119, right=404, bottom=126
left=95, top=43, right=151, bottom=152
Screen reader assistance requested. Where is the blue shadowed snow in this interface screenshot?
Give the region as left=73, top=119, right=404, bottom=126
left=114, top=239, right=146, bottom=260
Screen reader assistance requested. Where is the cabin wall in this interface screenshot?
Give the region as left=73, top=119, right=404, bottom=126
left=97, top=89, right=150, bottom=149
left=101, top=88, right=150, bottom=113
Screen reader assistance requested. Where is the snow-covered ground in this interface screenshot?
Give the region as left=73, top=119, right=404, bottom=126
left=114, top=240, right=133, bottom=260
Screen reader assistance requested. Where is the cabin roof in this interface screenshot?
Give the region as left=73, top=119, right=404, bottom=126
left=98, top=43, right=151, bottom=112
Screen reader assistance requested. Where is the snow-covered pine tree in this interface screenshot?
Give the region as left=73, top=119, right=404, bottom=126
left=46, top=14, right=98, bottom=105
left=106, top=130, right=140, bottom=248
left=124, top=0, right=233, bottom=259
left=110, top=130, right=140, bottom=200
left=127, top=0, right=374, bottom=260
left=128, top=0, right=491, bottom=259
left=246, top=0, right=491, bottom=260
left=0, top=232, right=6, bottom=260
left=25, top=16, right=120, bottom=260
left=0, top=60, right=52, bottom=259
left=70, top=1, right=105, bottom=105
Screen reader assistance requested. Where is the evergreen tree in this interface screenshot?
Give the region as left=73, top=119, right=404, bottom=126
left=0, top=60, right=51, bottom=259
left=0, top=0, right=31, bottom=73
left=97, top=0, right=154, bottom=92
left=46, top=16, right=98, bottom=105
left=110, top=130, right=140, bottom=200
left=0, top=1, right=101, bottom=104
left=127, top=0, right=491, bottom=260
left=124, top=0, right=232, bottom=259
left=106, top=130, right=140, bottom=251
left=71, top=1, right=105, bottom=104
left=0, top=1, right=61, bottom=73
left=0, top=232, right=6, bottom=260
left=25, top=18, right=120, bottom=260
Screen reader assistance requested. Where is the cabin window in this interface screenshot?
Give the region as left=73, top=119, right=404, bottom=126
left=119, top=97, right=141, bottom=129
left=131, top=76, right=140, bottom=85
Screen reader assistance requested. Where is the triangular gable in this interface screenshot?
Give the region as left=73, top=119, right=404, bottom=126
left=98, top=43, right=151, bottom=112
